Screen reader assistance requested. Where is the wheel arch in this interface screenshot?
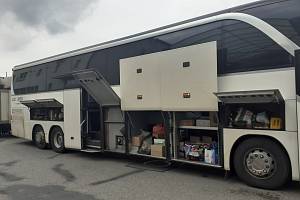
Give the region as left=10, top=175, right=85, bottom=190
left=32, top=124, right=44, bottom=141
left=229, top=134, right=291, bottom=175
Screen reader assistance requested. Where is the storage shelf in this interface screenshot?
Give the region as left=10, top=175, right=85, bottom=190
left=104, top=121, right=124, bottom=123
left=178, top=126, right=218, bottom=131
left=104, top=149, right=126, bottom=154
left=129, top=152, right=166, bottom=160
left=172, top=159, right=222, bottom=168
left=224, top=127, right=284, bottom=131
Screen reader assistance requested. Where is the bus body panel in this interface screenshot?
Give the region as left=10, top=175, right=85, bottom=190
left=220, top=68, right=299, bottom=181
left=218, top=68, right=296, bottom=101
left=24, top=120, right=64, bottom=142
left=223, top=128, right=299, bottom=181
left=297, top=98, right=300, bottom=182
left=296, top=49, right=300, bottom=184
left=218, top=68, right=297, bottom=133
left=63, top=89, right=82, bottom=149
left=11, top=90, right=64, bottom=140
left=11, top=89, right=82, bottom=150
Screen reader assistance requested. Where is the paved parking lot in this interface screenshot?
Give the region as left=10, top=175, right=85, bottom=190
left=0, top=136, right=299, bottom=200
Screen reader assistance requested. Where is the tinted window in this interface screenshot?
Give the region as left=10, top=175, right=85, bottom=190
left=152, top=20, right=291, bottom=73
left=156, top=21, right=223, bottom=49
left=14, top=65, right=46, bottom=94
left=88, top=22, right=223, bottom=85
left=46, top=61, right=66, bottom=91
left=13, top=16, right=293, bottom=94
left=47, top=53, right=92, bottom=91
left=89, top=38, right=169, bottom=85
left=220, top=20, right=291, bottom=73
left=243, top=0, right=300, bottom=47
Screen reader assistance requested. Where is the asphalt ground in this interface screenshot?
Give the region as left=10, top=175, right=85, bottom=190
left=0, top=136, right=299, bottom=200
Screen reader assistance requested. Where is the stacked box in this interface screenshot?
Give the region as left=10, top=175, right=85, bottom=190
left=151, top=145, right=165, bottom=157
left=132, top=135, right=143, bottom=147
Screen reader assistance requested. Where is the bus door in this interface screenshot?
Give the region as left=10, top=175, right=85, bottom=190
left=295, top=49, right=300, bottom=173
left=73, top=70, right=120, bottom=150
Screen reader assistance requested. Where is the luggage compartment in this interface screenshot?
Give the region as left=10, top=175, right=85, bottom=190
left=126, top=111, right=167, bottom=159
left=216, top=89, right=286, bottom=131
left=172, top=111, right=222, bottom=167
left=104, top=107, right=125, bottom=153
left=222, top=103, right=285, bottom=131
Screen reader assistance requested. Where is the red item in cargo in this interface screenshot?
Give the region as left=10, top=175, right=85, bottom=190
left=152, top=124, right=165, bottom=139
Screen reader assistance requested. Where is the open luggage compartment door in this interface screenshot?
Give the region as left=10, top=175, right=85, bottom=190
left=120, top=41, right=218, bottom=111
left=20, top=99, right=63, bottom=108
left=215, top=89, right=284, bottom=104
left=73, top=70, right=120, bottom=151
left=73, top=70, right=120, bottom=107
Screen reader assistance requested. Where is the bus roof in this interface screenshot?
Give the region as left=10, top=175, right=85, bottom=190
left=13, top=0, right=283, bottom=71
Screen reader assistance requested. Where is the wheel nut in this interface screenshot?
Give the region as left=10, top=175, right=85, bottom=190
left=265, top=160, right=268, bottom=163
left=255, top=154, right=258, bottom=157
left=260, top=155, right=264, bottom=159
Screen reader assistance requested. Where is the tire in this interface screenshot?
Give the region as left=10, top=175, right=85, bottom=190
left=33, top=126, right=47, bottom=149
left=233, top=137, right=290, bottom=189
left=50, top=127, right=65, bottom=153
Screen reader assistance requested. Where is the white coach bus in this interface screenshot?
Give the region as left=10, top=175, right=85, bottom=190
left=11, top=0, right=300, bottom=189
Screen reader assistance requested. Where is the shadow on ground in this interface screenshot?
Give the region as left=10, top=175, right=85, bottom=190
left=71, top=150, right=300, bottom=192
left=52, top=164, right=76, bottom=183
left=0, top=184, right=100, bottom=200
left=5, top=137, right=300, bottom=193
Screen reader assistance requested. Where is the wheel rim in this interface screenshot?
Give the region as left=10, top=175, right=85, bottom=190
left=244, top=149, right=276, bottom=179
left=53, top=132, right=63, bottom=148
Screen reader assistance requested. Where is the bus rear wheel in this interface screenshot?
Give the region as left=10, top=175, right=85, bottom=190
left=33, top=126, right=47, bottom=149
left=233, top=137, right=290, bottom=189
left=50, top=127, right=65, bottom=153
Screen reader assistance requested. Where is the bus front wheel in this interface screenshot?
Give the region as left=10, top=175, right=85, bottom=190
left=233, top=137, right=290, bottom=189
left=50, top=127, right=65, bottom=153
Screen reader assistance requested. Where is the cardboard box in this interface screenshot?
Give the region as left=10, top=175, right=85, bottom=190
left=202, top=136, right=213, bottom=143
left=190, top=136, right=201, bottom=143
left=151, top=144, right=165, bottom=157
left=270, top=117, right=282, bottom=130
left=209, top=112, right=218, bottom=127
left=154, top=139, right=165, bottom=145
left=179, top=120, right=195, bottom=126
left=132, top=135, right=143, bottom=147
left=196, top=119, right=210, bottom=127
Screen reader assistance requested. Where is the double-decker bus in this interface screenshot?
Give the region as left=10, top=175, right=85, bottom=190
left=11, top=0, right=300, bottom=189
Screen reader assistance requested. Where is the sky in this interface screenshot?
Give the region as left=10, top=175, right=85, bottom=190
left=0, top=0, right=259, bottom=77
